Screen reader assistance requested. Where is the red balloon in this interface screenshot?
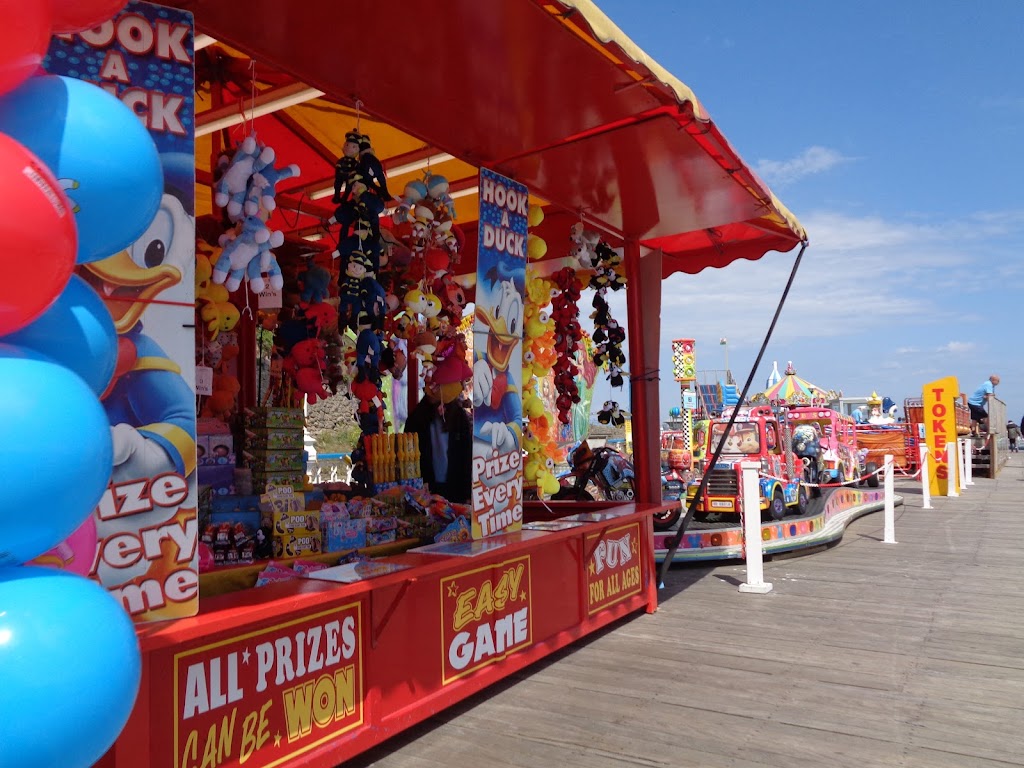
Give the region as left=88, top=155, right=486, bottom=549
left=50, top=0, right=128, bottom=35
left=0, top=0, right=52, bottom=97
left=0, top=133, right=77, bottom=336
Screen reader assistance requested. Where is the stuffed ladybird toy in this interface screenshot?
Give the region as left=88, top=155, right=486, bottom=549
left=300, top=301, right=338, bottom=335
left=294, top=366, right=330, bottom=405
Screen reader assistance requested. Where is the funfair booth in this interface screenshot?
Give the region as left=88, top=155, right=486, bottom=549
left=0, top=2, right=805, bottom=767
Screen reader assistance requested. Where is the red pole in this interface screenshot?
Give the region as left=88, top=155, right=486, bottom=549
left=623, top=240, right=662, bottom=503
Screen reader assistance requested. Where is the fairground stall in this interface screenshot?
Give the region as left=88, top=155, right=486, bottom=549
left=0, top=2, right=805, bottom=767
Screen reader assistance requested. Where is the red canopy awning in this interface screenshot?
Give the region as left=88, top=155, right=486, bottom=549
left=170, top=0, right=806, bottom=276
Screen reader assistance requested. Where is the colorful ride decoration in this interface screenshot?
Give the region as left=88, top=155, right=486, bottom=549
left=751, top=360, right=837, bottom=407
left=0, top=3, right=149, bottom=764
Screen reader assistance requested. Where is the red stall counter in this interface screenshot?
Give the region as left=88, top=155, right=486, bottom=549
left=102, top=503, right=669, bottom=768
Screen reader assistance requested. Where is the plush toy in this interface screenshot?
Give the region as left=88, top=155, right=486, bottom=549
left=199, top=297, right=240, bottom=341
left=355, top=327, right=382, bottom=376
left=339, top=251, right=371, bottom=329
left=200, top=374, right=241, bottom=419
left=434, top=274, right=467, bottom=320
left=412, top=328, right=437, bottom=359
left=247, top=229, right=285, bottom=293
left=251, top=154, right=300, bottom=213
left=357, top=277, right=387, bottom=331
left=425, top=173, right=455, bottom=220
left=213, top=134, right=275, bottom=222
left=404, top=287, right=432, bottom=316
left=294, top=366, right=330, bottom=405
left=214, top=216, right=270, bottom=292
left=332, top=131, right=363, bottom=204
left=301, top=301, right=338, bottom=335
left=357, top=133, right=390, bottom=203
left=597, top=400, right=629, bottom=427
left=350, top=371, right=385, bottom=435
left=393, top=179, right=428, bottom=224
left=299, top=264, right=332, bottom=304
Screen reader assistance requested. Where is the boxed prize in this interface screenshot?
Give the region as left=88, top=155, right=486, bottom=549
left=323, top=517, right=367, bottom=552
left=272, top=530, right=322, bottom=558
left=272, top=510, right=320, bottom=535
left=246, top=429, right=305, bottom=452
left=247, top=407, right=304, bottom=430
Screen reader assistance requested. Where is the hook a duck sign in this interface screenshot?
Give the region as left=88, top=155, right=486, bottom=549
left=472, top=169, right=528, bottom=539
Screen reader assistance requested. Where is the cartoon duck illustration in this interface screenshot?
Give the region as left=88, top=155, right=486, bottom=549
left=78, top=152, right=198, bottom=482
left=473, top=263, right=524, bottom=451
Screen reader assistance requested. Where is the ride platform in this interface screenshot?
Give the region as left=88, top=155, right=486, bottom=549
left=654, top=486, right=899, bottom=563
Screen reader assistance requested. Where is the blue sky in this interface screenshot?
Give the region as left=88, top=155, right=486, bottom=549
left=591, top=0, right=1024, bottom=424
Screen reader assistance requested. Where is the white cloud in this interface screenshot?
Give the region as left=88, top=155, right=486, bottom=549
left=756, top=146, right=852, bottom=185
left=938, top=341, right=976, bottom=354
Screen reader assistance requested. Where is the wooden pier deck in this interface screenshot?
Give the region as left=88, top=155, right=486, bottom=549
left=348, top=455, right=1024, bottom=768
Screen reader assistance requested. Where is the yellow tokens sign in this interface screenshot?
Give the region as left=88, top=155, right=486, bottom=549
left=922, top=376, right=960, bottom=496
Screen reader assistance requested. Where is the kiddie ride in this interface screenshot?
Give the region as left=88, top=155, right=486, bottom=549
left=686, top=405, right=809, bottom=522
left=554, top=441, right=684, bottom=530
left=783, top=406, right=879, bottom=489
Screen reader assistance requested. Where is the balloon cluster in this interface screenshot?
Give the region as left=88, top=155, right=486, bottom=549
left=550, top=265, right=585, bottom=425
left=212, top=133, right=298, bottom=293
left=585, top=239, right=628, bottom=388
left=521, top=206, right=560, bottom=496
left=0, top=3, right=151, bottom=765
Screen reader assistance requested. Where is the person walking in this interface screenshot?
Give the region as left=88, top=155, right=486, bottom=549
left=968, top=374, right=1000, bottom=436
left=1007, top=421, right=1021, bottom=452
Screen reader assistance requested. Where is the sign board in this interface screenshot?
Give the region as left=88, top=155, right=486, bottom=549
left=471, top=169, right=527, bottom=539
left=922, top=376, right=960, bottom=496
left=40, top=1, right=199, bottom=622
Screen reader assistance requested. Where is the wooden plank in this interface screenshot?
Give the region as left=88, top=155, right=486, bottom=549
left=343, top=459, right=1024, bottom=768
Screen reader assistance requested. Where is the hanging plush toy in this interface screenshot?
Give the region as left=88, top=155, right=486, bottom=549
left=298, top=264, right=332, bottom=304
left=214, top=215, right=270, bottom=291
left=213, top=134, right=274, bottom=222
left=251, top=153, right=300, bottom=213
left=597, top=400, right=629, bottom=427
left=332, top=130, right=363, bottom=205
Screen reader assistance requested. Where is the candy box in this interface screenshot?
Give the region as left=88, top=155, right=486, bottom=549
left=323, top=517, right=366, bottom=552
left=272, top=510, right=320, bottom=535
left=272, top=531, right=322, bottom=558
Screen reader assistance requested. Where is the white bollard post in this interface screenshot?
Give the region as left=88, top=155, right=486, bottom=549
left=957, top=439, right=969, bottom=493
left=964, top=438, right=974, bottom=486
left=883, top=453, right=896, bottom=544
left=738, top=461, right=772, bottom=594
left=945, top=441, right=959, bottom=497
left=919, top=444, right=932, bottom=509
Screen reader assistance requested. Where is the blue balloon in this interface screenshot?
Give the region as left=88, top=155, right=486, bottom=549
left=0, top=74, right=162, bottom=264
left=0, top=344, right=112, bottom=565
left=2, top=274, right=117, bottom=395
left=0, top=566, right=141, bottom=768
